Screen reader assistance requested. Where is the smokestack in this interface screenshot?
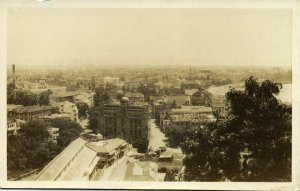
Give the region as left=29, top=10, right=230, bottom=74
left=12, top=64, right=16, bottom=88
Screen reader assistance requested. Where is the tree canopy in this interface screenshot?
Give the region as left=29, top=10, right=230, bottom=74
left=94, top=86, right=111, bottom=107
left=7, top=119, right=83, bottom=179
left=76, top=102, right=89, bottom=118
left=88, top=106, right=100, bottom=133
left=50, top=118, right=83, bottom=148
left=181, top=77, right=291, bottom=181
left=7, top=83, right=51, bottom=106
left=8, top=120, right=53, bottom=176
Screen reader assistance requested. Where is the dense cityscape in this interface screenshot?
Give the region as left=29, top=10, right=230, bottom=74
left=7, top=64, right=292, bottom=181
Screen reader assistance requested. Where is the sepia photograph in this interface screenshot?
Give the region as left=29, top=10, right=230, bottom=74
left=0, top=0, right=299, bottom=190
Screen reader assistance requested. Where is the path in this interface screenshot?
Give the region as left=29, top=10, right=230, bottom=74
left=148, top=119, right=167, bottom=151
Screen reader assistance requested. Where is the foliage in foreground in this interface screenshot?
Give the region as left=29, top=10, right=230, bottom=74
left=7, top=119, right=82, bottom=178
left=181, top=77, right=291, bottom=181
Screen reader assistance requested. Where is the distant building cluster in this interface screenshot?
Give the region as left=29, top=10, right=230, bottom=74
left=7, top=64, right=291, bottom=182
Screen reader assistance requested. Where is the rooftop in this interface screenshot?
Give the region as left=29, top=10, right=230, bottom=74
left=124, top=161, right=166, bottom=181
left=104, top=100, right=149, bottom=108
left=52, top=101, right=76, bottom=107
left=11, top=105, right=53, bottom=113
left=184, top=89, right=199, bottom=96
left=206, top=84, right=244, bottom=96
left=36, top=137, right=86, bottom=181
left=86, top=138, right=127, bottom=154
left=163, top=95, right=189, bottom=106
left=171, top=113, right=215, bottom=123
left=47, top=126, right=59, bottom=131
left=171, top=106, right=212, bottom=114
left=159, top=151, right=173, bottom=159
left=59, top=147, right=98, bottom=180
left=40, top=113, right=70, bottom=119
left=52, top=91, right=78, bottom=98
left=125, top=92, right=144, bottom=98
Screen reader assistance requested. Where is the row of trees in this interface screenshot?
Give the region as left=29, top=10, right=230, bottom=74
left=7, top=119, right=82, bottom=179
left=166, top=126, right=196, bottom=148
left=181, top=77, right=292, bottom=181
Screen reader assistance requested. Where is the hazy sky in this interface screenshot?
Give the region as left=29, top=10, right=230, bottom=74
left=8, top=8, right=291, bottom=67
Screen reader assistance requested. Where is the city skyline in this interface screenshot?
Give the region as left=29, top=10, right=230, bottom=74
left=4, top=5, right=295, bottom=187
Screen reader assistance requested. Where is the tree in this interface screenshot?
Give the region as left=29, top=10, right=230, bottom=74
left=137, top=83, right=148, bottom=100
left=51, top=119, right=83, bottom=148
left=94, top=86, right=111, bottom=106
left=116, top=91, right=125, bottom=100
left=191, top=91, right=212, bottom=106
left=7, top=120, right=60, bottom=177
left=20, top=120, right=49, bottom=141
left=158, top=167, right=178, bottom=181
left=182, top=77, right=291, bottom=181
left=9, top=91, right=39, bottom=106
left=166, top=125, right=196, bottom=148
left=171, top=100, right=177, bottom=108
left=39, top=93, right=50, bottom=106
left=7, top=83, right=15, bottom=104
left=211, top=78, right=232, bottom=86
left=134, top=140, right=149, bottom=153
left=106, top=83, right=117, bottom=91
left=76, top=102, right=89, bottom=118
left=31, top=148, right=50, bottom=168
left=88, top=106, right=100, bottom=133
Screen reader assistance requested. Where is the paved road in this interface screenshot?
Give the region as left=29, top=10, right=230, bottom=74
left=148, top=119, right=167, bottom=151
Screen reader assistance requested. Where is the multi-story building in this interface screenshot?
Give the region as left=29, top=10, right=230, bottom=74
left=74, top=90, right=96, bottom=107
left=125, top=92, right=144, bottom=103
left=8, top=105, right=54, bottom=122
left=17, top=79, right=67, bottom=95
left=168, top=113, right=215, bottom=131
left=39, top=113, right=71, bottom=122
left=35, top=137, right=131, bottom=181
left=153, top=95, right=191, bottom=127
left=50, top=92, right=77, bottom=103
left=171, top=105, right=213, bottom=115
left=165, top=106, right=216, bottom=132
left=47, top=127, right=59, bottom=144
left=86, top=138, right=130, bottom=167
left=30, top=86, right=67, bottom=95
left=97, top=98, right=151, bottom=148
left=7, top=118, right=21, bottom=136
left=210, top=95, right=228, bottom=116
left=54, top=101, right=79, bottom=122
